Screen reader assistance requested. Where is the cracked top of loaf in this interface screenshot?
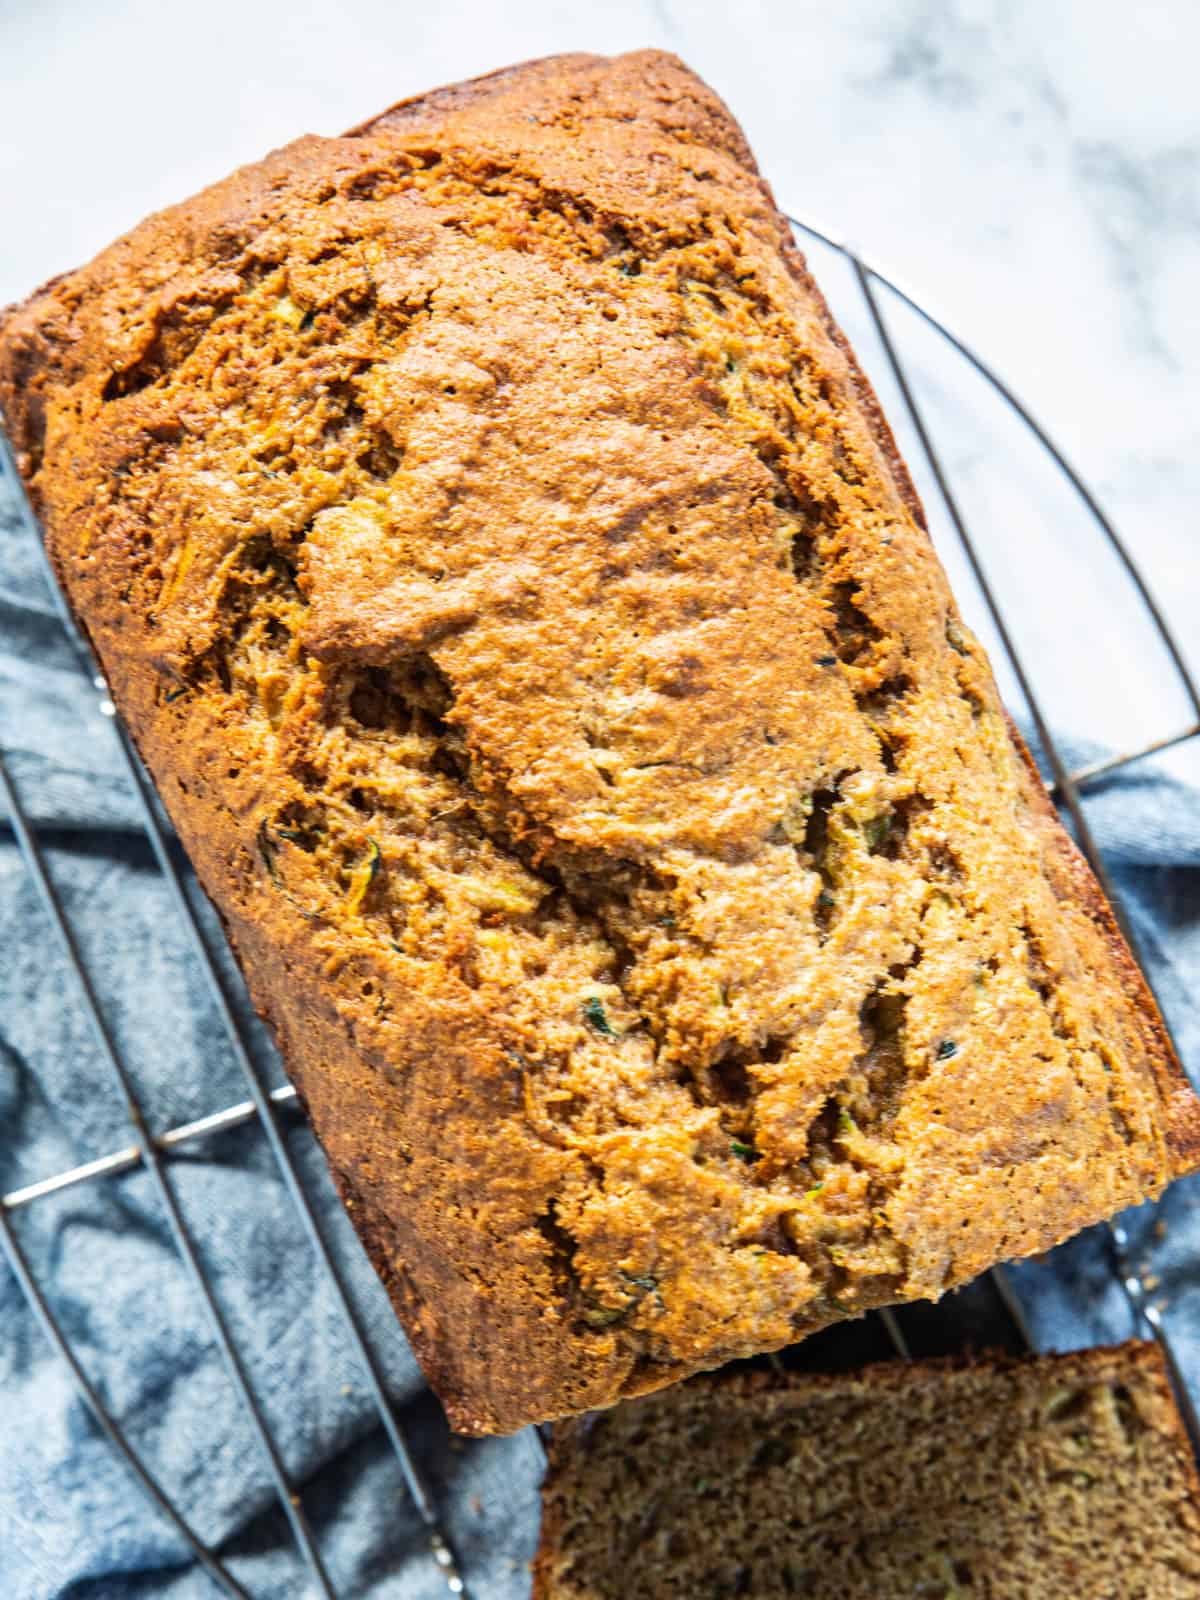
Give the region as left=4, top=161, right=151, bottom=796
left=2, top=49, right=1197, bottom=1434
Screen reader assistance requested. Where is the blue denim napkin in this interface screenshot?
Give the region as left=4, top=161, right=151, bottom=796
left=1, top=454, right=1198, bottom=1599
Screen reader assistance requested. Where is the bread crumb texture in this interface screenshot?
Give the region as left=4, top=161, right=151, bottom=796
left=534, top=1344, right=1200, bottom=1599
left=2, top=51, right=1197, bottom=1432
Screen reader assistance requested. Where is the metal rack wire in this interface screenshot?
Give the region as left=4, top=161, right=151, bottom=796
left=1, top=212, right=1197, bottom=1596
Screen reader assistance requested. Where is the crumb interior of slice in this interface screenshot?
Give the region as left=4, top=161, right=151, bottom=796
left=539, top=1359, right=1200, bottom=1598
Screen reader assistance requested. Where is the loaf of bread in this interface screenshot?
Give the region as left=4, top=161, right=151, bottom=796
left=534, top=1342, right=1200, bottom=1598
left=2, top=50, right=1197, bottom=1435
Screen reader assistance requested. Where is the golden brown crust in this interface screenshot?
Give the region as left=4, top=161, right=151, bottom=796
left=2, top=50, right=1197, bottom=1435
left=357, top=53, right=928, bottom=525
left=1004, top=716, right=1200, bottom=1175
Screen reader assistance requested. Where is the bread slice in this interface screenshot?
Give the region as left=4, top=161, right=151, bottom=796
left=535, top=1343, right=1200, bottom=1598
left=1, top=51, right=1197, bottom=1434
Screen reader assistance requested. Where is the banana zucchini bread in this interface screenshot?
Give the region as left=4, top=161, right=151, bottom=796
left=2, top=50, right=1197, bottom=1434
left=534, top=1343, right=1200, bottom=1598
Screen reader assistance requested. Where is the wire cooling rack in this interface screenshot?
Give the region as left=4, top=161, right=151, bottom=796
left=2, top=212, right=1198, bottom=1598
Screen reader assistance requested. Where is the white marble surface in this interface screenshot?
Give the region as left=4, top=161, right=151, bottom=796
left=2, top=0, right=1196, bottom=769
